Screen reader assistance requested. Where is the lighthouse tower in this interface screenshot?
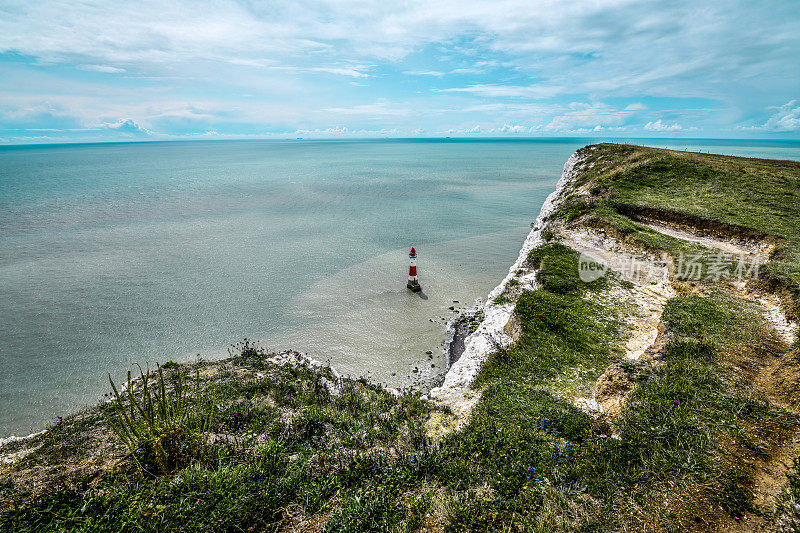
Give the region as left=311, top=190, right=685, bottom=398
left=407, top=247, right=422, bottom=292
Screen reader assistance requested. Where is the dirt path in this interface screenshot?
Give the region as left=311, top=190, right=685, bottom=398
left=640, top=221, right=771, bottom=260
left=751, top=290, right=799, bottom=346
left=560, top=226, right=675, bottom=363
left=720, top=309, right=800, bottom=532
left=564, top=219, right=800, bottom=528
left=641, top=218, right=797, bottom=344
left=560, top=226, right=675, bottom=416
left=747, top=317, right=800, bottom=514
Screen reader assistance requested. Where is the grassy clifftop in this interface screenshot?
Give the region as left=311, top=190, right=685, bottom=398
left=561, top=143, right=800, bottom=319
left=2, top=144, right=799, bottom=532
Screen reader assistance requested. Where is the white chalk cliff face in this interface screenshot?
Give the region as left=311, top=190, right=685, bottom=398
left=429, top=145, right=800, bottom=428
left=429, top=150, right=587, bottom=424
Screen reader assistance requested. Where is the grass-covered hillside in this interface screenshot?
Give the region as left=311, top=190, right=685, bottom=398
left=560, top=143, right=800, bottom=320
left=2, top=144, right=799, bottom=532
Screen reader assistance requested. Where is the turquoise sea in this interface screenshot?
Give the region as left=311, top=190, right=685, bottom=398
left=1, top=138, right=799, bottom=437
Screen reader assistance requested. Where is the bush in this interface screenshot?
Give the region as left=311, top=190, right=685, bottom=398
left=493, top=294, right=510, bottom=305
left=107, top=365, right=214, bottom=475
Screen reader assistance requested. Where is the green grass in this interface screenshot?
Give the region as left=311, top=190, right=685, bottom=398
left=430, top=244, right=621, bottom=530
left=7, top=235, right=793, bottom=532
left=527, top=243, right=608, bottom=294
left=774, top=457, right=800, bottom=529
left=492, top=294, right=510, bottom=305
left=443, top=251, right=796, bottom=530
left=568, top=143, right=800, bottom=316
left=455, top=309, right=485, bottom=335
left=3, top=250, right=796, bottom=532
left=598, top=294, right=796, bottom=520
left=1, top=349, right=440, bottom=532
left=106, top=365, right=213, bottom=475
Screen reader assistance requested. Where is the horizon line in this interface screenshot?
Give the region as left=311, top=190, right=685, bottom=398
left=2, top=135, right=800, bottom=149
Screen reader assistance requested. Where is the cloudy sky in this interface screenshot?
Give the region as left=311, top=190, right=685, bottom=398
left=0, top=0, right=798, bottom=143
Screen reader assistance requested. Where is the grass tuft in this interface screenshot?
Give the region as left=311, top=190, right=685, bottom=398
left=106, top=365, right=213, bottom=476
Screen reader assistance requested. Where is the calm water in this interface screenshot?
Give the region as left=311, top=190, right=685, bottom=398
left=1, top=138, right=799, bottom=437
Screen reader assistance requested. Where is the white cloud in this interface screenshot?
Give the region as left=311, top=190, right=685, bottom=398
left=270, top=65, right=373, bottom=78
left=290, top=126, right=411, bottom=137
left=643, top=119, right=683, bottom=131
left=308, top=66, right=373, bottom=78
left=2, top=0, right=792, bottom=100
left=545, top=102, right=637, bottom=130
left=0, top=0, right=797, bottom=139
left=103, top=119, right=152, bottom=136
left=443, top=125, right=483, bottom=134
left=449, top=63, right=491, bottom=75
left=324, top=100, right=410, bottom=116
left=79, top=64, right=126, bottom=73
left=460, top=102, right=558, bottom=114
left=295, top=126, right=349, bottom=135
left=403, top=70, right=445, bottom=76
left=437, top=84, right=562, bottom=99
left=763, top=100, right=800, bottom=132
left=499, top=124, right=528, bottom=133
left=737, top=101, right=800, bottom=133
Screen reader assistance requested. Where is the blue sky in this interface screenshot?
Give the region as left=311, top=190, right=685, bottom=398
left=0, top=0, right=798, bottom=143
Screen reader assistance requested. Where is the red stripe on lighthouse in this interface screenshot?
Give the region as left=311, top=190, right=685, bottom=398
left=407, top=247, right=421, bottom=291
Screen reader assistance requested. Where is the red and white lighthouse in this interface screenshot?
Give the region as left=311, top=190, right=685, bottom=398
left=407, top=247, right=421, bottom=292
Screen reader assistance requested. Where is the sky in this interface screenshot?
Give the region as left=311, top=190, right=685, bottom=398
left=0, top=0, right=798, bottom=144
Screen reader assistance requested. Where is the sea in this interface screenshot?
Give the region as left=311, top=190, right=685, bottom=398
left=1, top=138, right=799, bottom=437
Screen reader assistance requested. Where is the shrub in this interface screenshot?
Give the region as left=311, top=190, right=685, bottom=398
left=493, top=294, right=511, bottom=305
left=107, top=365, right=213, bottom=475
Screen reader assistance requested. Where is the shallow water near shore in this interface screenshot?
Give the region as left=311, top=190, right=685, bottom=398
left=1, top=138, right=799, bottom=437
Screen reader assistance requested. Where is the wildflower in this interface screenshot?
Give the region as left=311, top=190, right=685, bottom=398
left=673, top=400, right=680, bottom=405
left=551, top=444, right=562, bottom=461
left=563, top=443, right=574, bottom=459
left=525, top=466, right=543, bottom=487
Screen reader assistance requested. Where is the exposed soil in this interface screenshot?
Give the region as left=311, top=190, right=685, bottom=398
left=614, top=203, right=786, bottom=252
left=0, top=409, right=126, bottom=513
left=567, top=211, right=800, bottom=531
left=641, top=220, right=768, bottom=259
left=714, top=320, right=800, bottom=532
